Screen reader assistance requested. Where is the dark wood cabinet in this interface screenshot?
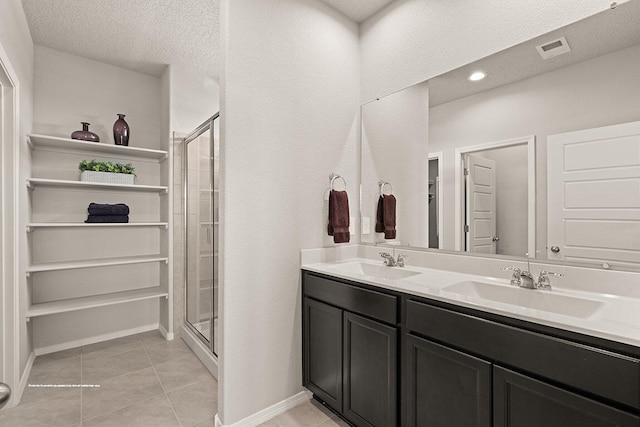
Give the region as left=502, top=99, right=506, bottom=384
left=302, top=272, right=399, bottom=427
left=494, top=366, right=640, bottom=427
left=343, top=312, right=397, bottom=427
left=404, top=334, right=491, bottom=427
left=303, top=297, right=343, bottom=411
left=302, top=270, right=640, bottom=427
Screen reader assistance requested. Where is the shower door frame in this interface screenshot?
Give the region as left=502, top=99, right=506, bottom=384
left=183, top=113, right=219, bottom=355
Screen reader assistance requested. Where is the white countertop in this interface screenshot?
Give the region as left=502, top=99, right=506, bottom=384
left=302, top=257, right=640, bottom=349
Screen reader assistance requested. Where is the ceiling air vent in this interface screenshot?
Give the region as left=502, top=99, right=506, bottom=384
left=536, top=36, right=571, bottom=59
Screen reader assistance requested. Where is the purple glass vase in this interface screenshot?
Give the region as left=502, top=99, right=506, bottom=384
left=71, top=122, right=100, bottom=142
left=113, top=113, right=130, bottom=146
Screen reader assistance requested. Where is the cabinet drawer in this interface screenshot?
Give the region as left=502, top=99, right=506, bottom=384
left=303, top=272, right=398, bottom=324
left=494, top=366, right=640, bottom=427
left=406, top=299, right=640, bottom=410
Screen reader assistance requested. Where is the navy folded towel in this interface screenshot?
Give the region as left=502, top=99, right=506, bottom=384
left=85, top=215, right=129, bottom=223
left=88, top=203, right=130, bottom=216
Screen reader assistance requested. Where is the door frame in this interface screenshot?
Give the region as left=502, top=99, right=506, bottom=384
left=428, top=151, right=444, bottom=249
left=183, top=114, right=218, bottom=355
left=454, top=136, right=535, bottom=256
left=0, top=41, right=20, bottom=409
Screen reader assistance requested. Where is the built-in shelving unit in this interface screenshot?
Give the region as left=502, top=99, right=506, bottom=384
left=26, top=287, right=168, bottom=320
left=27, top=222, right=168, bottom=231
left=27, top=178, right=168, bottom=193
left=28, top=134, right=168, bottom=160
left=26, top=255, right=168, bottom=275
left=26, top=132, right=172, bottom=348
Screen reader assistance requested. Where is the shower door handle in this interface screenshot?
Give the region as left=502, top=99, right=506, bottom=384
left=0, top=382, right=11, bottom=409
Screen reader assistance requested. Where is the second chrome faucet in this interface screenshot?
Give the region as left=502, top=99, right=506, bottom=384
left=379, top=252, right=408, bottom=267
left=501, top=266, right=563, bottom=290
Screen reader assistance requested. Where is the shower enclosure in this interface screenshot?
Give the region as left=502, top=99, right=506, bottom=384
left=184, top=114, right=219, bottom=356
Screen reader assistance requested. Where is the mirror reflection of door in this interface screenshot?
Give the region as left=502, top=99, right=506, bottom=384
left=547, top=120, right=640, bottom=267
left=465, top=154, right=496, bottom=253
left=462, top=144, right=529, bottom=256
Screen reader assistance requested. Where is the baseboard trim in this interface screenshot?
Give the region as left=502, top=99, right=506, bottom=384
left=8, top=351, right=35, bottom=408
left=215, top=390, right=312, bottom=427
left=34, top=323, right=159, bottom=355
left=159, top=323, right=174, bottom=341
left=181, top=325, right=217, bottom=379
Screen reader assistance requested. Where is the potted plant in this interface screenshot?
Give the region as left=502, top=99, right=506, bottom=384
left=79, top=160, right=136, bottom=185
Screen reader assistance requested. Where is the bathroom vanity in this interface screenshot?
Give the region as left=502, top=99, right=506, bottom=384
left=301, top=257, right=640, bottom=427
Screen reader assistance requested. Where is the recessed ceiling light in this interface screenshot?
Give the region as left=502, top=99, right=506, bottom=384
left=468, top=71, right=486, bottom=82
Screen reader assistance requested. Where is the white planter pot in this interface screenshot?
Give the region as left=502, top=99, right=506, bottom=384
left=80, top=171, right=135, bottom=185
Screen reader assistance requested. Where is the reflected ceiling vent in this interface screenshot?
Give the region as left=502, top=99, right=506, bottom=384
left=536, top=36, right=571, bottom=59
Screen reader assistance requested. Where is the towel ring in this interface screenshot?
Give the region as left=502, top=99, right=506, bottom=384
left=330, top=173, right=347, bottom=191
left=379, top=180, right=393, bottom=197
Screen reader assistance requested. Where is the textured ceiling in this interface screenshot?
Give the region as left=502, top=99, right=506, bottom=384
left=20, top=0, right=391, bottom=81
left=21, top=0, right=219, bottom=79
left=429, top=1, right=640, bottom=106
left=318, top=0, right=395, bottom=22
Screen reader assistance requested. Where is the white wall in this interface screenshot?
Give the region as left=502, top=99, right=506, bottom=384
left=0, top=0, right=34, bottom=401
left=360, top=0, right=614, bottom=103
left=219, top=0, right=359, bottom=423
left=170, top=65, right=219, bottom=134
left=33, top=46, right=162, bottom=150
left=430, top=44, right=640, bottom=256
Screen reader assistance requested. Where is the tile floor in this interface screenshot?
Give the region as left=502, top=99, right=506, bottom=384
left=0, top=331, right=346, bottom=427
left=0, top=331, right=216, bottom=426
left=257, top=399, right=350, bottom=427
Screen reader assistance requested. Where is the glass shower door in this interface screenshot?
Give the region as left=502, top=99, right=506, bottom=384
left=184, top=114, right=219, bottom=355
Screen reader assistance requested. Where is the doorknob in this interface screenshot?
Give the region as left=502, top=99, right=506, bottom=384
left=550, top=245, right=560, bottom=253
left=492, top=236, right=500, bottom=242
left=0, top=382, right=11, bottom=409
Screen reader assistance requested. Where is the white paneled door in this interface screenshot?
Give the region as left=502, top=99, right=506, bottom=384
left=547, top=120, right=640, bottom=266
left=466, top=154, right=497, bottom=254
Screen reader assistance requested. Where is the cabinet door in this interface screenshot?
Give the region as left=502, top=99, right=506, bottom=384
left=303, top=297, right=343, bottom=411
left=494, top=366, right=640, bottom=427
left=404, top=334, right=491, bottom=427
left=343, top=312, right=397, bottom=427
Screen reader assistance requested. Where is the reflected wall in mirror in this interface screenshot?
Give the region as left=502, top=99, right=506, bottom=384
left=361, top=81, right=430, bottom=247
left=361, top=1, right=640, bottom=270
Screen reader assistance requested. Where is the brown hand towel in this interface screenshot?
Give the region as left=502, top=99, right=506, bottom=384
left=383, top=194, right=396, bottom=240
left=328, top=190, right=350, bottom=244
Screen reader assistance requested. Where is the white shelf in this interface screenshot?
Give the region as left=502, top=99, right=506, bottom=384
left=27, top=255, right=168, bottom=275
left=26, top=287, right=168, bottom=319
left=27, top=178, right=168, bottom=193
left=27, top=222, right=168, bottom=231
left=28, top=134, right=168, bottom=161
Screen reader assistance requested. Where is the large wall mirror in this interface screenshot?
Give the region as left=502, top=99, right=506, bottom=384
left=361, top=1, right=640, bottom=270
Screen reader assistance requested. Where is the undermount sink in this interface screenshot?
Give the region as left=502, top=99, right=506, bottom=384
left=329, top=261, right=421, bottom=281
left=443, top=280, right=604, bottom=319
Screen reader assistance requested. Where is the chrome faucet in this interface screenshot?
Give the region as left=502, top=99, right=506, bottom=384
left=379, top=252, right=408, bottom=267
left=379, top=252, right=396, bottom=266
left=536, top=270, right=564, bottom=290
left=501, top=266, right=563, bottom=290
left=396, top=254, right=408, bottom=267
